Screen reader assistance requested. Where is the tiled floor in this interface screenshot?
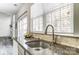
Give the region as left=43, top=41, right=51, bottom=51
left=0, top=37, right=13, bottom=55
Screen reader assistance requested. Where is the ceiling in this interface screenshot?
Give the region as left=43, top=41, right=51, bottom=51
left=0, top=3, right=28, bottom=17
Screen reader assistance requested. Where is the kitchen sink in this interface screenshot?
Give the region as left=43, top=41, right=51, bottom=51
left=25, top=40, right=51, bottom=49
left=25, top=40, right=54, bottom=55
left=25, top=40, right=79, bottom=55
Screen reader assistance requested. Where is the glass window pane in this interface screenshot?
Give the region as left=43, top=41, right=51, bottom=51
left=33, top=16, right=43, bottom=32
left=46, top=13, right=52, bottom=26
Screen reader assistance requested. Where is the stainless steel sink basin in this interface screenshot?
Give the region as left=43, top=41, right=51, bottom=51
left=25, top=40, right=50, bottom=49
left=25, top=40, right=54, bottom=55
left=25, top=40, right=53, bottom=55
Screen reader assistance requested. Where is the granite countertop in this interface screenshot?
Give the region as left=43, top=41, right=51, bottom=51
left=14, top=37, right=79, bottom=55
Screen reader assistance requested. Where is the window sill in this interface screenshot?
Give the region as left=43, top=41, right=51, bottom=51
left=32, top=32, right=79, bottom=38
left=55, top=33, right=79, bottom=38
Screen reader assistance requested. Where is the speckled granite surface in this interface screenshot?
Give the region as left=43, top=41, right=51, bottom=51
left=26, top=43, right=79, bottom=55
left=51, top=44, right=79, bottom=55
left=0, top=38, right=13, bottom=55
left=25, top=38, right=79, bottom=55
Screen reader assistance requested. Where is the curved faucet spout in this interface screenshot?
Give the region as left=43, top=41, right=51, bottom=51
left=45, top=24, right=55, bottom=45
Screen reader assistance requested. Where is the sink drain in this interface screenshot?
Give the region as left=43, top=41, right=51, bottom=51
left=35, top=48, right=40, bottom=51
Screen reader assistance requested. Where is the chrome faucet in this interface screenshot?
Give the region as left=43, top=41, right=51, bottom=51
left=45, top=24, right=55, bottom=45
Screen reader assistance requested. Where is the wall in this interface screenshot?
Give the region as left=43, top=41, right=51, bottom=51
left=0, top=16, right=11, bottom=37
left=74, top=3, right=79, bottom=34
left=10, top=15, right=16, bottom=39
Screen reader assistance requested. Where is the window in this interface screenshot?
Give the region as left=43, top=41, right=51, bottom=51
left=32, top=16, right=43, bottom=32
left=46, top=13, right=52, bottom=26
left=60, top=4, right=73, bottom=33
left=45, top=4, right=73, bottom=33
left=31, top=3, right=73, bottom=33
left=18, top=16, right=27, bottom=41
left=46, top=13, right=52, bottom=33
left=31, top=4, right=43, bottom=32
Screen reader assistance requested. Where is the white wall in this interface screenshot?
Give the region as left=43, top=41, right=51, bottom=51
left=74, top=4, right=79, bottom=34
left=0, top=16, right=11, bottom=37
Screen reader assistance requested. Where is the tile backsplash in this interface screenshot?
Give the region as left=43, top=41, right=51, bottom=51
left=32, top=33, right=79, bottom=49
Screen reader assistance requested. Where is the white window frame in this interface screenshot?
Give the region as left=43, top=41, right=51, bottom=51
left=17, top=15, right=27, bottom=41
left=32, top=16, right=43, bottom=33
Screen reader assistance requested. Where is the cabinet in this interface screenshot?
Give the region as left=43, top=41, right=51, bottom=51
left=18, top=45, right=25, bottom=55
left=18, top=44, right=31, bottom=55
left=13, top=39, right=18, bottom=55
left=13, top=39, right=30, bottom=55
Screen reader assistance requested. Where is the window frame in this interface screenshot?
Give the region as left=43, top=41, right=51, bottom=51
left=32, top=15, right=44, bottom=33
left=17, top=15, right=28, bottom=41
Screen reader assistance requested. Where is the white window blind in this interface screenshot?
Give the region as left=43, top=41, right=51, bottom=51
left=31, top=3, right=73, bottom=33
left=18, top=16, right=27, bottom=40
left=32, top=16, right=43, bottom=32
left=45, top=4, right=73, bottom=33
left=31, top=4, right=43, bottom=32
